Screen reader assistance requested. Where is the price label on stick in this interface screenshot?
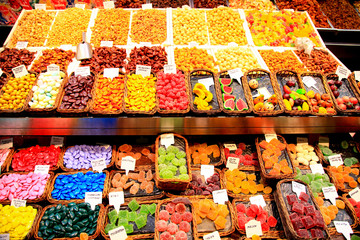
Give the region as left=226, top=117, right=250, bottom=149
left=198, top=78, right=213, bottom=91
left=328, top=154, right=343, bottom=167
left=75, top=66, right=90, bottom=77
left=51, top=136, right=64, bottom=147
left=226, top=157, right=239, bottom=171
left=297, top=137, right=308, bottom=145
left=103, top=0, right=114, bottom=9
left=12, top=65, right=28, bottom=78
left=91, top=158, right=107, bottom=172
left=100, top=41, right=113, bottom=47
left=164, top=64, right=176, bottom=74
left=265, top=134, right=277, bottom=143
left=322, top=186, right=338, bottom=205
left=310, top=164, right=325, bottom=174
left=355, top=71, right=360, bottom=82
left=142, top=3, right=152, bottom=9
left=103, top=68, right=119, bottom=79
left=334, top=221, right=353, bottom=240
left=16, top=41, right=28, bottom=49
left=292, top=181, right=306, bottom=198
left=227, top=68, right=243, bottom=85
left=47, top=64, right=60, bottom=73
left=212, top=189, right=228, bottom=205
left=109, top=191, right=124, bottom=212
left=0, top=138, right=13, bottom=149
left=0, top=234, right=10, bottom=240
left=257, top=87, right=271, bottom=100
left=109, top=226, right=127, bottom=240
left=245, top=220, right=262, bottom=238
left=34, top=165, right=50, bottom=174
left=336, top=66, right=351, bottom=80
left=11, top=199, right=26, bottom=208
left=121, top=156, right=136, bottom=175
left=136, top=65, right=151, bottom=77
left=349, top=187, right=360, bottom=202
left=250, top=195, right=266, bottom=208
left=224, top=143, right=237, bottom=151
left=201, top=165, right=214, bottom=182
left=302, top=76, right=320, bottom=92
left=75, top=3, right=85, bottom=8
left=35, top=3, right=46, bottom=9
left=85, top=192, right=102, bottom=210
left=160, top=134, right=174, bottom=149
left=203, top=231, right=221, bottom=240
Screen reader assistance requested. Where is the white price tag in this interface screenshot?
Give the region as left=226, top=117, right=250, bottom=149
left=60, top=45, right=72, bottom=50
left=136, top=65, right=151, bottom=77
left=224, top=143, right=237, bottom=151
left=103, top=0, right=114, bottom=9
left=201, top=165, right=214, bottom=182
left=350, top=132, right=356, bottom=138
left=354, top=71, right=360, bottom=82
left=11, top=199, right=26, bottom=208
left=109, top=226, right=127, bottom=240
left=319, top=136, right=329, bottom=147
left=35, top=3, right=46, bottom=9
left=100, top=41, right=113, bottom=47
left=203, top=231, right=221, bottom=240
left=226, top=157, right=239, bottom=171
left=0, top=234, right=9, bottom=240
left=189, top=41, right=199, bottom=47
left=16, top=41, right=28, bottom=49
left=336, top=66, right=351, bottom=80
left=0, top=138, right=13, bottom=149
left=0, top=68, right=3, bottom=77
left=250, top=195, right=266, bottom=208
left=85, top=192, right=102, bottom=210
left=212, top=189, right=228, bottom=205
left=245, top=220, right=263, bottom=238
left=103, top=68, right=119, bottom=79
left=142, top=3, right=152, bottom=9
left=109, top=191, right=124, bottom=212
left=47, top=64, right=60, bottom=73
left=334, top=221, right=353, bottom=240
left=228, top=68, right=243, bottom=85
left=75, top=3, right=85, bottom=8
left=91, top=158, right=107, bottom=172
left=50, top=136, right=64, bottom=147
left=297, top=137, right=308, bottom=146
left=310, top=164, right=325, bottom=174
left=328, top=154, right=343, bottom=167
left=265, top=134, right=277, bottom=143
left=12, top=65, right=28, bottom=78
left=75, top=66, right=90, bottom=77
left=349, top=187, right=360, bottom=202
left=160, top=133, right=174, bottom=149
left=322, top=186, right=338, bottom=205
left=257, top=87, right=271, bottom=100
left=302, top=76, right=320, bottom=92
left=228, top=42, right=238, bottom=47
left=140, top=42, right=151, bottom=47
left=164, top=64, right=177, bottom=74
left=121, top=156, right=136, bottom=175
left=198, top=78, right=213, bottom=91
left=292, top=181, right=306, bottom=198
left=34, top=165, right=50, bottom=174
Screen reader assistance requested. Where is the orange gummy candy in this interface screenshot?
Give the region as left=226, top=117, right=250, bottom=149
left=263, top=186, right=272, bottom=194
left=336, top=200, right=345, bottom=209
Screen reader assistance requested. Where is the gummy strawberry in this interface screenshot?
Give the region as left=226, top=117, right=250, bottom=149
left=160, top=232, right=172, bottom=240
left=175, top=230, right=187, bottom=240
left=236, top=203, right=246, bottom=213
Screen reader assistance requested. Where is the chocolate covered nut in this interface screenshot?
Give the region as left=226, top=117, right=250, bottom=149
left=115, top=0, right=145, bottom=8
left=31, top=48, right=75, bottom=73
left=0, top=48, right=36, bottom=73
left=127, top=46, right=167, bottom=74
left=295, top=49, right=339, bottom=74
left=151, top=0, right=189, bottom=8
left=193, top=0, right=227, bottom=8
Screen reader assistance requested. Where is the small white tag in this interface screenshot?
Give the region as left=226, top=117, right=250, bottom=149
left=160, top=134, right=174, bottom=149
left=322, top=186, right=338, bottom=205
left=75, top=66, right=90, bottom=77
left=226, top=157, right=239, bottom=171
left=328, top=154, right=343, bottom=167
left=336, top=66, right=351, bottom=80
left=136, top=65, right=151, bottom=77
left=349, top=187, right=360, bottom=202
left=85, top=192, right=102, bottom=210
left=103, top=68, right=119, bottom=79
left=245, top=220, right=263, bottom=238
left=109, top=191, right=124, bottom=212
left=228, top=68, right=243, bottom=85
left=0, top=68, right=3, bottom=77
left=350, top=132, right=356, bottom=138
left=319, top=136, right=329, bottom=147
left=334, top=221, right=353, bottom=240
left=201, top=165, right=214, bottom=182
left=265, top=134, right=277, bottom=143
left=0, top=138, right=13, bottom=149
left=60, top=45, right=73, bottom=51
left=310, top=164, right=325, bottom=174
left=100, top=41, right=113, bottom=47
left=142, top=3, right=152, bottom=9
left=121, top=156, right=136, bottom=175
left=257, top=87, right=271, bottom=100
left=224, top=143, right=237, bottom=151
left=302, top=76, right=319, bottom=92
left=164, top=64, right=177, bottom=74
left=103, top=0, right=114, bottom=9
left=47, top=64, right=60, bottom=73
left=75, top=3, right=85, bottom=9
left=228, top=42, right=238, bottom=47
left=198, top=78, right=213, bottom=91
left=35, top=3, right=46, bottom=9
left=34, top=165, right=50, bottom=174
left=50, top=136, right=64, bottom=147
left=250, top=195, right=266, bottom=208
left=189, top=41, right=199, bottom=47
left=297, top=137, right=308, bottom=146
left=212, top=189, right=228, bottom=205
left=11, top=199, right=26, bottom=208
left=292, top=181, right=306, bottom=198
left=91, top=158, right=107, bottom=172
left=203, top=231, right=221, bottom=240
left=354, top=71, right=360, bottom=82
left=12, top=65, right=29, bottom=78
left=0, top=234, right=9, bottom=240
left=16, top=41, right=28, bottom=49
left=109, top=226, right=127, bottom=240
left=140, top=42, right=152, bottom=47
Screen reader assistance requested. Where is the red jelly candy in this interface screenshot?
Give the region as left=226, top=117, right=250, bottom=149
left=297, top=229, right=310, bottom=238
left=289, top=212, right=299, bottom=220
left=256, top=213, right=267, bottom=224
left=179, top=221, right=190, bottom=233
left=160, top=231, right=172, bottom=240
left=313, top=215, right=325, bottom=229
left=355, top=208, right=360, bottom=218
left=238, top=143, right=246, bottom=150
left=175, top=203, right=186, bottom=213
left=301, top=216, right=315, bottom=229
left=246, top=205, right=258, bottom=218
left=171, top=212, right=182, bottom=224
left=249, top=204, right=259, bottom=215
left=291, top=218, right=304, bottom=230
left=166, top=203, right=176, bottom=214
left=314, top=210, right=322, bottom=217
left=167, top=223, right=178, bottom=235
left=299, top=192, right=310, bottom=202
left=348, top=198, right=356, bottom=207
left=182, top=212, right=193, bottom=222
left=235, top=148, right=243, bottom=156
left=236, top=203, right=246, bottom=213
left=261, top=222, right=270, bottom=232
left=304, top=205, right=315, bottom=216
left=311, top=228, right=324, bottom=238
left=159, top=210, right=170, bottom=221
left=287, top=194, right=298, bottom=206
left=292, top=202, right=305, bottom=215
left=267, top=215, right=277, bottom=227
left=238, top=216, right=247, bottom=230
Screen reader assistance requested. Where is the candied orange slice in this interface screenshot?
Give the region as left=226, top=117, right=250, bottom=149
left=201, top=157, right=210, bottom=164
left=134, top=152, right=142, bottom=160
left=270, top=156, right=278, bottom=164
left=287, top=144, right=296, bottom=154
left=213, top=149, right=221, bottom=158
left=247, top=174, right=256, bottom=181
left=238, top=171, right=246, bottom=180
left=344, top=166, right=351, bottom=173
left=269, top=138, right=280, bottom=146
left=323, top=215, right=331, bottom=225
left=241, top=181, right=250, bottom=190
left=265, top=161, right=273, bottom=169
left=281, top=166, right=293, bottom=174
left=214, top=215, right=227, bottom=229
left=205, top=146, right=214, bottom=155
left=141, top=148, right=150, bottom=156
left=336, top=200, right=345, bottom=209
left=269, top=169, right=280, bottom=175
left=249, top=186, right=257, bottom=194
left=226, top=181, right=234, bottom=191
left=327, top=205, right=338, bottom=215
left=315, top=197, right=324, bottom=206
left=234, top=178, right=243, bottom=188
left=256, top=184, right=264, bottom=192
left=349, top=180, right=358, bottom=188
left=241, top=188, right=250, bottom=194
left=148, top=153, right=155, bottom=162
left=119, top=144, right=130, bottom=152
left=259, top=140, right=270, bottom=149
left=226, top=173, right=234, bottom=183
left=80, top=233, right=89, bottom=240
left=263, top=186, right=272, bottom=194
left=279, top=159, right=288, bottom=167
left=278, top=143, right=286, bottom=151
left=233, top=187, right=241, bottom=194
left=352, top=168, right=359, bottom=175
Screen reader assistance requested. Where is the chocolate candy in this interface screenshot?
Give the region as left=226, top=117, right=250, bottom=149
left=0, top=48, right=35, bottom=73
left=127, top=46, right=167, bottom=74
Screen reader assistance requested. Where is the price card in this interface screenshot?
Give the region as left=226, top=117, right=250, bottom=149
left=35, top=3, right=46, bottom=9
left=322, top=186, right=338, bottom=205
left=12, top=65, right=28, bottom=78
left=136, top=65, right=151, bottom=77
left=142, top=3, right=152, bottom=9
left=265, top=134, right=277, bottom=143
left=223, top=143, right=237, bottom=151
left=109, top=191, right=124, bottom=212
left=227, top=68, right=243, bottom=85
left=226, top=157, right=239, bottom=171
left=109, top=226, right=127, bottom=240
left=75, top=3, right=85, bottom=8
left=212, top=189, right=228, bottom=205
left=349, top=187, right=360, bottom=202
left=328, top=154, right=343, bottom=167
left=11, top=199, right=26, bottom=208
left=228, top=42, right=238, bottom=47
left=103, top=0, right=114, bottom=9
left=349, top=132, right=355, bottom=138
left=160, top=133, right=174, bottom=149
left=0, top=234, right=9, bottom=240
left=47, top=64, right=60, bottom=73
left=0, top=138, right=13, bottom=149
left=292, top=181, right=306, bottom=198
left=354, top=71, right=360, bottom=82
left=310, top=164, right=325, bottom=174
left=201, top=165, right=214, bottom=182
left=91, top=158, right=107, bottom=172
left=336, top=66, right=351, bottom=80
left=140, top=42, right=151, bottom=47
left=0, top=68, right=3, bottom=77
left=100, top=41, right=113, bottom=47
left=257, top=87, right=271, bottom=100
left=34, top=165, right=50, bottom=174
left=203, top=231, right=221, bottom=240
left=319, top=136, right=329, bottom=147
left=297, top=137, right=308, bottom=146
left=249, top=195, right=266, bottom=208
left=164, top=64, right=177, bottom=74
left=75, top=66, right=90, bottom=76
left=50, top=136, right=64, bottom=147
left=85, top=192, right=102, bottom=210
left=16, top=41, right=28, bottom=49
left=245, top=220, right=262, bottom=238
left=121, top=156, right=136, bottom=175
left=302, top=76, right=319, bottom=92
left=189, top=41, right=199, bottom=47
left=103, top=68, right=119, bottom=79
left=334, top=221, right=353, bottom=240
left=198, top=78, right=213, bottom=91
left=60, top=45, right=72, bottom=51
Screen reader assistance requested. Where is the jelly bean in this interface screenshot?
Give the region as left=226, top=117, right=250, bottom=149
left=0, top=149, right=10, bottom=166
left=0, top=172, right=50, bottom=201
left=12, top=145, right=61, bottom=171
left=175, top=47, right=217, bottom=73
left=63, top=145, right=112, bottom=170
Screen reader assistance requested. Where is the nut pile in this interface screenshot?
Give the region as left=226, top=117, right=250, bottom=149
left=295, top=49, right=339, bottom=74
left=193, top=0, right=227, bottom=8
left=115, top=0, right=145, bottom=8
left=0, top=49, right=36, bottom=73
left=214, top=47, right=261, bottom=72
left=175, top=47, right=217, bottom=73
left=151, top=0, right=189, bottom=8
left=127, top=46, right=167, bottom=74
left=259, top=50, right=306, bottom=73
left=31, top=48, right=75, bottom=73
left=229, top=0, right=275, bottom=10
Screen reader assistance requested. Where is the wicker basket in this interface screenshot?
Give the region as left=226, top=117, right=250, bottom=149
left=296, top=168, right=337, bottom=197
left=34, top=203, right=105, bottom=240
left=0, top=71, right=9, bottom=89
left=0, top=147, right=14, bottom=173
left=256, top=134, right=296, bottom=180
left=106, top=170, right=165, bottom=202
left=101, top=200, right=160, bottom=240
left=325, top=166, right=360, bottom=193
left=348, top=72, right=360, bottom=101
left=89, top=70, right=126, bottom=115
left=115, top=144, right=155, bottom=171
left=216, top=70, right=253, bottom=115
left=274, top=69, right=313, bottom=116
left=243, top=69, right=284, bottom=116
left=274, top=179, right=331, bottom=240
left=59, top=145, right=116, bottom=172
left=47, top=170, right=109, bottom=204
left=154, top=134, right=192, bottom=191
left=189, top=69, right=223, bottom=115
left=189, top=141, right=224, bottom=168
left=154, top=198, right=198, bottom=240
left=156, top=69, right=191, bottom=115
left=343, top=193, right=360, bottom=227
left=314, top=144, right=329, bottom=166
left=0, top=172, right=54, bottom=204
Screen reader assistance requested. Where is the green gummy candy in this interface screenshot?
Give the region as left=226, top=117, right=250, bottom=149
left=179, top=166, right=187, bottom=174
left=351, top=235, right=360, bottom=240
left=128, top=212, right=136, bottom=221
left=176, top=151, right=186, bottom=159
left=178, top=158, right=186, bottom=166
left=171, top=146, right=180, bottom=154
left=148, top=203, right=157, bottom=215
left=313, top=192, right=318, bottom=198
left=105, top=223, right=117, bottom=234
left=351, top=157, right=359, bottom=164
left=139, top=205, right=149, bottom=215
left=118, top=218, right=128, bottom=226
left=161, top=169, right=174, bottom=179
left=296, top=88, right=306, bottom=95
left=135, top=215, right=147, bottom=229
left=166, top=146, right=176, bottom=153
left=306, top=173, right=314, bottom=182
left=108, top=209, right=118, bottom=224
left=128, top=199, right=140, bottom=211
left=123, top=224, right=134, bottom=234
left=168, top=165, right=178, bottom=173
left=172, top=158, right=180, bottom=166
left=296, top=167, right=301, bottom=176
left=158, top=155, right=166, bottom=164
left=344, top=158, right=353, bottom=167
left=322, top=148, right=333, bottom=156
left=159, top=164, right=167, bottom=171
left=118, top=210, right=128, bottom=219
left=166, top=153, right=175, bottom=161
left=341, top=140, right=349, bottom=149
left=158, top=147, right=166, bottom=156
left=300, top=175, right=310, bottom=184
left=179, top=174, right=189, bottom=180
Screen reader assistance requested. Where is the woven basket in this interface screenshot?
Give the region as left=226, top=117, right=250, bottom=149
left=0, top=71, right=9, bottom=88
left=325, top=166, right=360, bottom=193
left=274, top=179, right=331, bottom=240
left=189, top=69, right=223, bottom=115
left=343, top=193, right=360, bottom=227
left=59, top=145, right=116, bottom=172
left=243, top=69, right=284, bottom=116
left=314, top=144, right=329, bottom=166
left=297, top=168, right=337, bottom=197
left=115, top=144, right=155, bottom=171
left=216, top=70, right=253, bottom=115
left=325, top=73, right=360, bottom=115
left=189, top=141, right=224, bottom=167
left=256, top=134, right=297, bottom=180
left=0, top=148, right=14, bottom=173
left=274, top=69, right=313, bottom=116
left=300, top=72, right=337, bottom=116
left=0, top=172, right=54, bottom=204
left=348, top=72, right=360, bottom=101
left=47, top=170, right=109, bottom=204
left=154, top=198, right=198, bottom=240
left=24, top=204, right=43, bottom=240
left=154, top=134, right=192, bottom=191
left=101, top=200, right=160, bottom=240
left=106, top=170, right=165, bottom=202
left=34, top=203, right=105, bottom=240
left=89, top=70, right=126, bottom=115
left=156, top=69, right=191, bottom=115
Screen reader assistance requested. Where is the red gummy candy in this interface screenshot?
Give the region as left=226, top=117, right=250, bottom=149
left=287, top=194, right=298, bottom=206
left=238, top=216, right=247, bottom=230
left=175, top=230, right=187, bottom=240
left=166, top=202, right=176, bottom=214
left=301, top=216, right=315, bottom=229
left=235, top=148, right=243, bottom=156
left=156, top=220, right=168, bottom=232
left=238, top=143, right=246, bottom=150
left=296, top=229, right=310, bottom=238
left=261, top=222, right=270, bottom=232
left=292, top=202, right=305, bottom=215
left=224, top=148, right=230, bottom=158
left=267, top=215, right=277, bottom=227
left=175, top=203, right=186, bottom=213
left=171, top=212, right=182, bottom=224
left=311, top=229, right=324, bottom=238
left=249, top=204, right=259, bottom=215
left=304, top=205, right=315, bottom=216
left=182, top=212, right=193, bottom=222
left=167, top=223, right=178, bottom=235
left=313, top=215, right=325, bottom=229
left=236, top=203, right=246, bottom=213
left=348, top=198, right=356, bottom=207
left=299, top=192, right=310, bottom=202
left=246, top=205, right=258, bottom=218
left=159, top=210, right=170, bottom=221
left=160, top=232, right=172, bottom=240
left=291, top=218, right=304, bottom=230
left=355, top=208, right=360, bottom=218
left=179, top=221, right=191, bottom=233
left=256, top=214, right=267, bottom=224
